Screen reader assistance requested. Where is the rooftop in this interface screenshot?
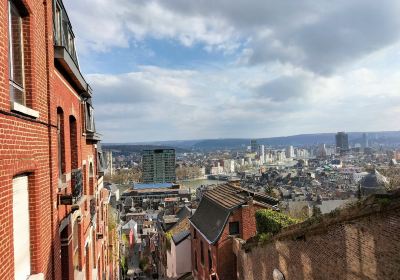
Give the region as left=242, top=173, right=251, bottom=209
left=134, top=183, right=176, bottom=190
left=190, top=183, right=279, bottom=244
left=204, top=183, right=279, bottom=210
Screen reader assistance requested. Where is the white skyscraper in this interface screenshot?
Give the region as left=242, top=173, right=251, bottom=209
left=223, top=159, right=235, bottom=174
left=285, top=146, right=295, bottom=158
left=259, top=145, right=265, bottom=164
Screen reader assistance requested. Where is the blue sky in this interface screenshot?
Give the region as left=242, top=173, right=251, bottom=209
left=65, top=0, right=400, bottom=143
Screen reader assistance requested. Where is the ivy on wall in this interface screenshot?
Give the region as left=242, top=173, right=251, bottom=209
left=255, top=209, right=299, bottom=235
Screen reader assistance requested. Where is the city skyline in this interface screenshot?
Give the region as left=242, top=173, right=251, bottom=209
left=103, top=130, right=395, bottom=145
left=64, top=0, right=400, bottom=142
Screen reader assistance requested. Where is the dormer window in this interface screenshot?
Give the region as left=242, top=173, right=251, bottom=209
left=8, top=0, right=25, bottom=105
left=53, top=0, right=78, bottom=64
left=66, top=26, right=76, bottom=59
left=54, top=3, right=62, bottom=45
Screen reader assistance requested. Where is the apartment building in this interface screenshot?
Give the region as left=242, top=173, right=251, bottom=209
left=0, top=0, right=110, bottom=279
left=142, top=149, right=176, bottom=183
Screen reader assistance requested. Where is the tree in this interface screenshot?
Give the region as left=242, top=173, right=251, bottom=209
left=312, top=205, right=322, bottom=217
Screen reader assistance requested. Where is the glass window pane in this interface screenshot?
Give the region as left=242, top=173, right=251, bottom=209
left=10, top=5, right=24, bottom=87
left=10, top=84, right=24, bottom=104
left=55, top=5, right=62, bottom=45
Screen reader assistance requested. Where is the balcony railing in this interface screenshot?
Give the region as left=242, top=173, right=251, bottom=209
left=71, top=168, right=83, bottom=203
left=90, top=198, right=96, bottom=221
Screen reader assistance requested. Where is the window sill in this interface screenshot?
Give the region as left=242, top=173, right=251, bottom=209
left=11, top=102, right=39, bottom=118
left=27, top=274, right=44, bottom=280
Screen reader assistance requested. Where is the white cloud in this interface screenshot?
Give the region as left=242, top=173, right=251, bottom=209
left=62, top=0, right=400, bottom=141
left=64, top=0, right=240, bottom=53
left=65, top=0, right=400, bottom=74
left=86, top=63, right=400, bottom=142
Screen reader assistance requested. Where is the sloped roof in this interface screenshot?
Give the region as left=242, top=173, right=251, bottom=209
left=160, top=205, right=193, bottom=232
left=172, top=229, right=190, bottom=245
left=190, top=196, right=230, bottom=244
left=204, top=183, right=278, bottom=210
left=361, top=170, right=389, bottom=189
left=190, top=183, right=279, bottom=244
left=122, top=219, right=137, bottom=230
left=204, top=184, right=247, bottom=209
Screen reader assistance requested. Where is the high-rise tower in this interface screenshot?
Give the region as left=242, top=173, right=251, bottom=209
left=336, top=132, right=349, bottom=153
left=142, top=149, right=176, bottom=183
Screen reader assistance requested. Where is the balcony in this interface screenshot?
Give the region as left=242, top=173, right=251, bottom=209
left=86, top=131, right=102, bottom=142
left=71, top=168, right=83, bottom=203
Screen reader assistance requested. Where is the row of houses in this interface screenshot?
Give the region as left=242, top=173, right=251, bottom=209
left=0, top=0, right=115, bottom=279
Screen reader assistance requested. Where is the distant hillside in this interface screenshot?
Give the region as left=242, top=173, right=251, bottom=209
left=103, top=131, right=400, bottom=152
left=102, top=144, right=189, bottom=153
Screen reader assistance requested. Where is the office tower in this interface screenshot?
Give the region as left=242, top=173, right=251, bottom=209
left=250, top=139, right=258, bottom=153
left=317, top=144, right=327, bottom=158
left=336, top=132, right=349, bottom=153
left=285, top=145, right=295, bottom=158
left=362, top=133, right=369, bottom=149
left=142, top=149, right=176, bottom=183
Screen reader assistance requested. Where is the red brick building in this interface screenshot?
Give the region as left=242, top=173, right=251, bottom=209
left=190, top=183, right=278, bottom=280
left=0, top=0, right=111, bottom=279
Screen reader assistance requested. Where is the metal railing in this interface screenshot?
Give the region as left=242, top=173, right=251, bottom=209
left=71, top=168, right=83, bottom=203
left=90, top=198, right=96, bottom=221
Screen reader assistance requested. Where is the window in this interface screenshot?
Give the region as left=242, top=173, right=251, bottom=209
left=73, top=220, right=80, bottom=270
left=200, top=241, right=204, bottom=265
left=66, top=27, right=76, bottom=58
left=229, top=221, right=240, bottom=235
left=85, top=244, right=90, bottom=280
left=208, top=249, right=212, bottom=271
left=54, top=3, right=62, bottom=45
left=194, top=251, right=198, bottom=271
left=60, top=226, right=69, bottom=279
left=53, top=0, right=78, bottom=63
left=89, top=162, right=94, bottom=178
left=69, top=116, right=78, bottom=170
left=57, top=108, right=65, bottom=188
left=8, top=0, right=25, bottom=105
left=85, top=101, right=95, bottom=132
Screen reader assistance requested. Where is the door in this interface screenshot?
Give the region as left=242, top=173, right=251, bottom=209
left=13, top=175, right=31, bottom=280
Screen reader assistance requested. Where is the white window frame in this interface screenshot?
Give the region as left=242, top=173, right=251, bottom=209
left=8, top=0, right=26, bottom=106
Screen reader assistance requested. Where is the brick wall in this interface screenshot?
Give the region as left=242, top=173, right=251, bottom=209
left=235, top=195, right=400, bottom=280
left=0, top=0, right=54, bottom=278
left=0, top=0, right=109, bottom=278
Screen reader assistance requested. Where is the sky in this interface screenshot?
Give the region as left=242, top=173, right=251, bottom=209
left=64, top=0, right=400, bottom=143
